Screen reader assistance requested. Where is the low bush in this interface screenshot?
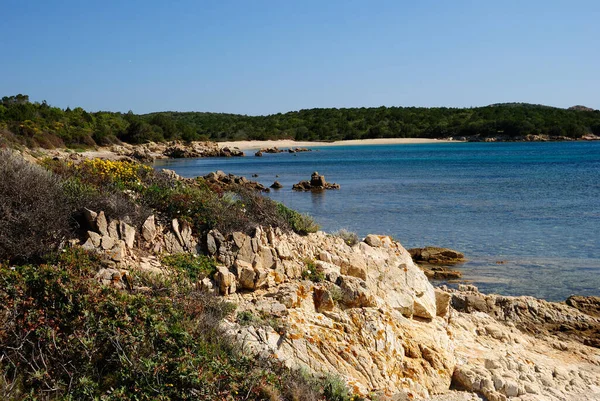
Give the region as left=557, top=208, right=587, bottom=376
left=75, top=158, right=153, bottom=190
left=277, top=203, right=320, bottom=235
left=0, top=150, right=71, bottom=262
left=0, top=248, right=358, bottom=400
left=44, top=159, right=151, bottom=228
left=302, top=259, right=325, bottom=283
left=333, top=229, right=359, bottom=247
left=161, top=253, right=217, bottom=281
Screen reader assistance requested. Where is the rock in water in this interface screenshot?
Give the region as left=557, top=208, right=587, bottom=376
left=408, top=246, right=466, bottom=265
left=310, top=171, right=327, bottom=187
left=293, top=171, right=340, bottom=191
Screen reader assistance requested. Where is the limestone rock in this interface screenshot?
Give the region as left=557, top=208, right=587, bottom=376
left=206, top=231, right=218, bottom=255
left=95, top=268, right=128, bottom=289
left=313, top=286, right=335, bottom=312
left=179, top=221, right=198, bottom=253
left=235, top=260, right=256, bottom=290
left=408, top=246, right=466, bottom=265
left=338, top=276, right=377, bottom=308
left=204, top=171, right=268, bottom=192
left=119, top=221, right=136, bottom=249
left=435, top=289, right=451, bottom=317
left=215, top=266, right=236, bottom=295
left=107, top=240, right=127, bottom=262
left=422, top=265, right=462, bottom=280
left=141, top=215, right=157, bottom=242
left=163, top=232, right=185, bottom=254
left=364, top=234, right=382, bottom=247
left=101, top=235, right=116, bottom=250
left=96, top=211, right=108, bottom=236
left=566, top=295, right=600, bottom=318
left=340, top=254, right=367, bottom=280
left=107, top=220, right=119, bottom=240
left=83, top=208, right=98, bottom=229
left=87, top=231, right=102, bottom=247
left=310, top=171, right=327, bottom=187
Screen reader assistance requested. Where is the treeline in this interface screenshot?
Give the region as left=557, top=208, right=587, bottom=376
left=152, top=103, right=600, bottom=141
left=1, top=94, right=599, bottom=148
left=0, top=94, right=206, bottom=148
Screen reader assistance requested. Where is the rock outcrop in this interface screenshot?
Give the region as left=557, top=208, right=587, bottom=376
left=408, top=247, right=466, bottom=265
left=408, top=247, right=465, bottom=281
left=293, top=171, right=340, bottom=191
left=83, top=216, right=600, bottom=400
left=26, top=140, right=245, bottom=163
left=163, top=142, right=244, bottom=158
left=203, top=170, right=269, bottom=192
left=255, top=147, right=312, bottom=156
left=288, top=147, right=311, bottom=153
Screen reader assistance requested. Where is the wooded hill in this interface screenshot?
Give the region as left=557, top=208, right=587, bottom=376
left=1, top=94, right=599, bottom=148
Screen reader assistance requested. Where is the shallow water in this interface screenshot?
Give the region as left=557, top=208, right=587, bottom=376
left=155, top=141, right=600, bottom=301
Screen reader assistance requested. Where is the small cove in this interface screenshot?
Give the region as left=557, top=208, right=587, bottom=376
left=155, top=141, right=600, bottom=301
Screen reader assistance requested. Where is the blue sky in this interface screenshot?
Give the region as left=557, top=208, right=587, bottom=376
left=1, top=0, right=598, bottom=114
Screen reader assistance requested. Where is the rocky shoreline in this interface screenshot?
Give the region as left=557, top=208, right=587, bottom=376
left=20, top=140, right=245, bottom=164
left=18, top=134, right=600, bottom=166
left=452, top=133, right=600, bottom=142
left=9, top=146, right=600, bottom=400
left=78, top=204, right=600, bottom=400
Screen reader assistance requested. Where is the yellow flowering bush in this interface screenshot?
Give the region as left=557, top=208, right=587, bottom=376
left=76, top=159, right=152, bottom=189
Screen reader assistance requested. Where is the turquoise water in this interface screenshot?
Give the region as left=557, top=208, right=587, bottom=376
left=155, top=141, right=600, bottom=301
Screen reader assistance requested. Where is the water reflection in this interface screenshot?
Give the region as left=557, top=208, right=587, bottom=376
left=310, top=190, right=326, bottom=209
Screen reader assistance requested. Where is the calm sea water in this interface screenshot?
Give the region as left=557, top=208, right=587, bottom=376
left=155, top=142, right=600, bottom=301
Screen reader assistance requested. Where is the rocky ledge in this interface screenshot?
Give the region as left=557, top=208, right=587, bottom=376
left=293, top=171, right=340, bottom=191
left=22, top=140, right=245, bottom=163
left=408, top=246, right=466, bottom=280
left=203, top=170, right=269, bottom=192
left=80, top=213, right=600, bottom=400
left=255, top=147, right=312, bottom=156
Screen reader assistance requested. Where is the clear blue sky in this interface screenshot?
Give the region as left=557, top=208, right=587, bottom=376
left=2, top=0, right=598, bottom=115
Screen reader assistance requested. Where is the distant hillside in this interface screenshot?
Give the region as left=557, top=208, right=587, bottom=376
left=1, top=94, right=599, bottom=148
left=147, top=103, right=600, bottom=142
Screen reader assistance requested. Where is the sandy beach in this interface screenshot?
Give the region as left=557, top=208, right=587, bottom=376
left=218, top=138, right=458, bottom=150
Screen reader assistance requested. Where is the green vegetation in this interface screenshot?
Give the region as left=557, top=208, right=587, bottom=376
left=277, top=203, right=320, bottom=235
left=161, top=253, right=217, bottom=281
left=0, top=150, right=360, bottom=399
left=0, top=248, right=360, bottom=400
left=302, top=259, right=325, bottom=283
left=1, top=94, right=599, bottom=149
left=1, top=149, right=318, bottom=265
left=332, top=229, right=359, bottom=247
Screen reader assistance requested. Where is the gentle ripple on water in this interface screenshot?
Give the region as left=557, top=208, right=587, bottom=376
left=155, top=141, right=600, bottom=301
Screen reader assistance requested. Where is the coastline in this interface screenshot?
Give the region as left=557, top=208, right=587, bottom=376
left=217, top=137, right=459, bottom=150
left=5, top=146, right=600, bottom=400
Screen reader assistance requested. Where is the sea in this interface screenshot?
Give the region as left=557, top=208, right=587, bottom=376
left=154, top=141, right=600, bottom=302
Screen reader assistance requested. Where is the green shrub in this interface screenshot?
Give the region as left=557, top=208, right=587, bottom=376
left=0, top=248, right=348, bottom=400
left=277, top=203, right=320, bottom=235
left=161, top=253, right=217, bottom=281
left=0, top=150, right=71, bottom=262
left=302, top=259, right=325, bottom=283
left=323, top=374, right=362, bottom=401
